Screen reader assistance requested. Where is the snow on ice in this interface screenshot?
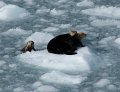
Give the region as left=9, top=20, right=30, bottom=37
left=0, top=4, right=30, bottom=21
left=17, top=47, right=100, bottom=73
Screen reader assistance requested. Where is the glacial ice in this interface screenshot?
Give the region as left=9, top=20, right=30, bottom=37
left=0, top=4, right=30, bottom=21
left=82, top=6, right=120, bottom=19
left=94, top=79, right=110, bottom=88
left=17, top=47, right=100, bottom=73
left=2, top=27, right=32, bottom=37
left=25, top=32, right=54, bottom=47
left=0, top=1, right=6, bottom=8
left=76, top=0, right=94, bottom=7
left=36, top=85, right=59, bottom=92
left=40, top=71, right=86, bottom=85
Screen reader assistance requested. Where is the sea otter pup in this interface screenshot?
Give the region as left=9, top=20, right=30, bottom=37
left=21, top=41, right=36, bottom=53
left=47, top=31, right=86, bottom=55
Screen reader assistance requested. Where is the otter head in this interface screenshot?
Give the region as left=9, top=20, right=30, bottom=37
left=79, top=32, right=87, bottom=38
left=75, top=32, right=87, bottom=40
left=26, top=41, right=34, bottom=48
left=21, top=41, right=36, bottom=53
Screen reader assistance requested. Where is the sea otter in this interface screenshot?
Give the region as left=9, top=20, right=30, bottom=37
left=47, top=31, right=86, bottom=55
left=21, top=41, right=36, bottom=53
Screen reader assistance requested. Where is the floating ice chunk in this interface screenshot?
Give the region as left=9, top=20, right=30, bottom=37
left=25, top=32, right=54, bottom=47
left=59, top=24, right=71, bottom=29
left=2, top=27, right=32, bottom=37
left=41, top=71, right=86, bottom=85
left=17, top=47, right=100, bottom=73
left=114, top=38, right=120, bottom=45
left=43, top=27, right=59, bottom=32
left=0, top=4, right=30, bottom=21
left=94, top=79, right=110, bottom=88
left=0, top=1, right=6, bottom=8
left=107, top=84, right=117, bottom=91
left=32, top=81, right=42, bottom=89
left=99, top=36, right=115, bottom=45
left=57, top=0, right=68, bottom=4
left=0, top=60, right=6, bottom=66
left=36, top=85, right=58, bottom=92
left=13, top=87, right=24, bottom=92
left=91, top=19, right=120, bottom=27
left=24, top=0, right=35, bottom=5
left=50, top=8, right=65, bottom=16
left=77, top=0, right=94, bottom=7
left=36, top=7, right=50, bottom=14
left=82, top=6, right=120, bottom=19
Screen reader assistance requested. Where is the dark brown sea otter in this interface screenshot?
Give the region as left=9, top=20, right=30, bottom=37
left=47, top=31, right=86, bottom=55
left=21, top=41, right=36, bottom=53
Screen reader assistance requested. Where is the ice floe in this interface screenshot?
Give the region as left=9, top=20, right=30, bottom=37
left=82, top=6, right=120, bottom=19
left=40, top=71, right=86, bottom=85
left=43, top=27, right=59, bottom=32
left=36, top=6, right=50, bottom=14
left=0, top=60, right=6, bottom=66
left=91, top=19, right=120, bottom=27
left=2, top=27, right=32, bottom=37
left=76, top=0, right=94, bottom=7
left=32, top=81, right=42, bottom=89
left=25, top=32, right=54, bottom=48
left=36, top=85, right=59, bottom=92
left=0, top=4, right=30, bottom=21
left=50, top=8, right=65, bottom=16
left=17, top=47, right=100, bottom=73
left=0, top=1, right=6, bottom=8
left=94, top=79, right=110, bottom=88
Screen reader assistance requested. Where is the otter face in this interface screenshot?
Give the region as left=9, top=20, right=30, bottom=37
left=27, top=41, right=34, bottom=47
left=76, top=32, right=87, bottom=40
left=79, top=32, right=87, bottom=38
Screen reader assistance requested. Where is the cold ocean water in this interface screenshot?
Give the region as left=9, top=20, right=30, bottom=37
left=0, top=0, right=120, bottom=92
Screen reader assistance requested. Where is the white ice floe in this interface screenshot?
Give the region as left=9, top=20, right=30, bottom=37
left=0, top=1, right=6, bottom=8
left=114, top=38, right=120, bottom=45
left=40, top=71, right=86, bottom=85
left=25, top=32, right=54, bottom=47
left=50, top=8, right=65, bottom=16
left=13, top=87, right=25, bottom=92
left=36, top=85, right=59, bottom=92
left=36, top=6, right=50, bottom=14
left=57, top=0, right=68, bottom=4
left=2, top=27, right=32, bottom=37
left=77, top=0, right=94, bottom=7
left=32, top=81, right=42, bottom=89
left=107, top=84, right=117, bottom=91
left=91, top=19, right=120, bottom=27
left=82, top=6, right=120, bottom=19
left=43, top=27, right=59, bottom=32
left=24, top=0, right=35, bottom=5
left=99, top=36, right=116, bottom=45
left=0, top=60, right=6, bottom=66
left=17, top=47, right=100, bottom=73
left=94, top=79, right=110, bottom=88
left=59, top=24, right=71, bottom=29
left=0, top=4, right=30, bottom=21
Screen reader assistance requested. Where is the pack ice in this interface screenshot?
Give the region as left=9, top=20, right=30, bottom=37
left=17, top=47, right=100, bottom=74
left=0, top=4, right=30, bottom=21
